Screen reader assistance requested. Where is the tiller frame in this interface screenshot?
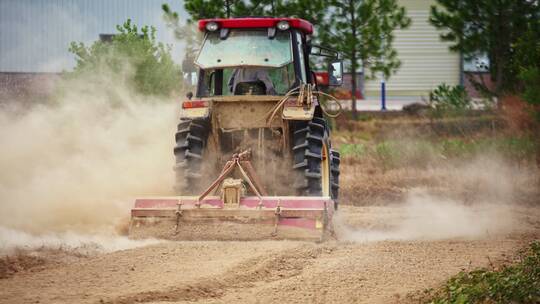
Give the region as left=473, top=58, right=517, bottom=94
left=130, top=150, right=334, bottom=241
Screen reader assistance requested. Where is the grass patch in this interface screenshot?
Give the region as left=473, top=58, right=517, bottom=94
left=336, top=135, right=538, bottom=169
left=340, top=143, right=367, bottom=158
left=425, top=241, right=540, bottom=304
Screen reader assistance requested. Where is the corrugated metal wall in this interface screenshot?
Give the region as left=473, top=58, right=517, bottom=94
left=0, top=0, right=185, bottom=73
left=364, top=0, right=460, bottom=100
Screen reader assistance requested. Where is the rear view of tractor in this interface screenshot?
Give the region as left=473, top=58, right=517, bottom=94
left=130, top=17, right=343, bottom=241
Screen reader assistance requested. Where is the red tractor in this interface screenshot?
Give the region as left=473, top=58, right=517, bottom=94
left=130, top=17, right=344, bottom=241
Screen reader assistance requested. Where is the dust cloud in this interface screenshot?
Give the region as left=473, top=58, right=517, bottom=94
left=335, top=190, right=518, bottom=242
left=0, top=70, right=179, bottom=247
left=0, top=226, right=161, bottom=255
left=336, top=157, right=535, bottom=242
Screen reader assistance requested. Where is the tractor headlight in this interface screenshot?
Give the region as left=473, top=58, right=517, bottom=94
left=276, top=21, right=290, bottom=31
left=205, top=22, right=219, bottom=32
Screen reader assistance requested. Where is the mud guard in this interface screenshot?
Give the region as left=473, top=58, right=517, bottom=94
left=180, top=107, right=210, bottom=120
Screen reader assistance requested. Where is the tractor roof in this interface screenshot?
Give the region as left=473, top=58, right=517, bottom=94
left=198, top=17, right=313, bottom=35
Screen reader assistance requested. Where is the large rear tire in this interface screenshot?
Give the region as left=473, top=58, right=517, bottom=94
left=292, top=117, right=332, bottom=198
left=173, top=118, right=210, bottom=195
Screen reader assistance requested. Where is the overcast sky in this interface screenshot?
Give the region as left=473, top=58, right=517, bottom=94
left=0, top=0, right=188, bottom=73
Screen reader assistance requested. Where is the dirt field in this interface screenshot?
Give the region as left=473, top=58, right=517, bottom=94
left=1, top=202, right=539, bottom=304
left=1, top=92, right=538, bottom=303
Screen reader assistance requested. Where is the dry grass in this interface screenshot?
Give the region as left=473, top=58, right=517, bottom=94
left=339, top=156, right=540, bottom=207
left=334, top=111, right=540, bottom=207
left=499, top=95, right=537, bottom=134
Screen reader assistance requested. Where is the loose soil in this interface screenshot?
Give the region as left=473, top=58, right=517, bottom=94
left=1, top=204, right=538, bottom=304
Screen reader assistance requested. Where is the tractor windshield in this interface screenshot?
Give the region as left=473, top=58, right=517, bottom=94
left=195, top=30, right=293, bottom=69
left=199, top=64, right=296, bottom=97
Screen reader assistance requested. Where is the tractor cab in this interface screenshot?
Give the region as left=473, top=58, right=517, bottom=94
left=194, top=18, right=342, bottom=97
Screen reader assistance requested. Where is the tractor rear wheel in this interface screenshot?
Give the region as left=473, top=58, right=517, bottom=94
left=173, top=118, right=210, bottom=195
left=292, top=117, right=332, bottom=198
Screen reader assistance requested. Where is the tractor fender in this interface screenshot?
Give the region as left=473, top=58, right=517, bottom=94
left=180, top=107, right=211, bottom=120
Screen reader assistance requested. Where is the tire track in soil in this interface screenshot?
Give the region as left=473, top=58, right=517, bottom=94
left=108, top=243, right=333, bottom=304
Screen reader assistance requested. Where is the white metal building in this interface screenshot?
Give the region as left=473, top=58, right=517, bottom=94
left=364, top=0, right=461, bottom=102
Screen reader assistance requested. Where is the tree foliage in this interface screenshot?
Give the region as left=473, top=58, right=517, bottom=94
left=429, top=0, right=540, bottom=97
left=69, top=19, right=181, bottom=96
left=166, top=0, right=281, bottom=21
left=325, top=0, right=410, bottom=80
left=514, top=21, right=540, bottom=122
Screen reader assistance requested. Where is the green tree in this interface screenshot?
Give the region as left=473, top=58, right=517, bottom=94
left=321, top=0, right=410, bottom=118
left=183, top=0, right=229, bottom=19
left=169, top=0, right=261, bottom=21
left=69, top=19, right=181, bottom=96
left=429, top=0, right=540, bottom=97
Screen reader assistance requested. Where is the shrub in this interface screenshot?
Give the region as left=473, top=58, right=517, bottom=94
left=520, top=67, right=540, bottom=122
left=429, top=241, right=540, bottom=304
left=400, top=139, right=440, bottom=168
left=68, top=19, right=182, bottom=97
left=340, top=143, right=366, bottom=158
left=440, top=139, right=472, bottom=158
left=374, top=142, right=400, bottom=171
left=500, top=95, right=536, bottom=133
left=429, top=84, right=472, bottom=117
left=492, top=136, right=537, bottom=162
